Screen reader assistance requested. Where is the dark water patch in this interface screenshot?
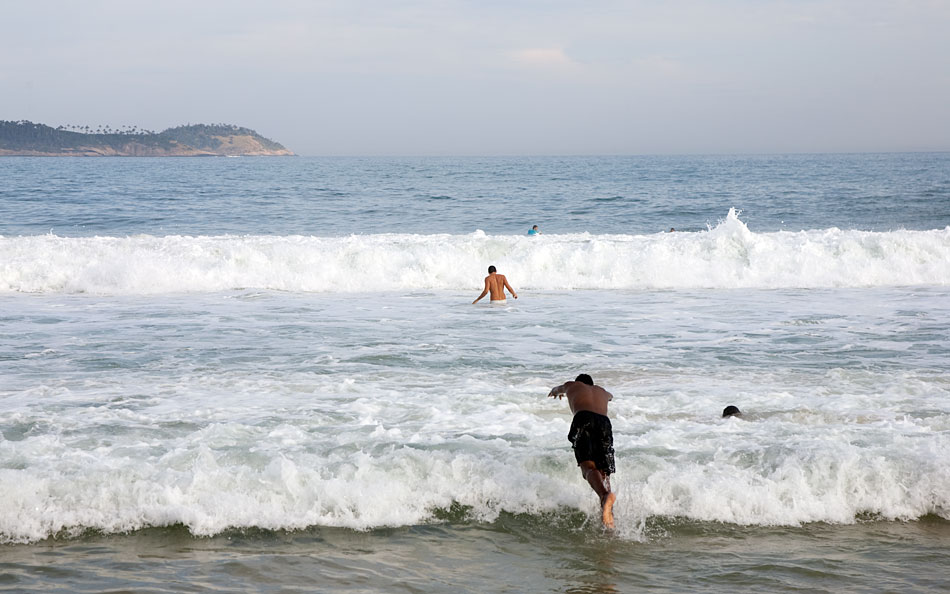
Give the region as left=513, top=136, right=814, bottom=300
left=1, top=419, right=51, bottom=442
left=431, top=501, right=475, bottom=523
left=30, top=316, right=66, bottom=325
left=591, top=195, right=629, bottom=203
left=346, top=352, right=415, bottom=367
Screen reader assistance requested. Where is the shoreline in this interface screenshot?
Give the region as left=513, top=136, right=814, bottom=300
left=3, top=515, right=948, bottom=592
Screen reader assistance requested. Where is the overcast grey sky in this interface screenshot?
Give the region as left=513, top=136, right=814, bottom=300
left=2, top=0, right=948, bottom=155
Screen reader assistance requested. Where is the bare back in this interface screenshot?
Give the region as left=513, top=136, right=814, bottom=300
left=547, top=376, right=617, bottom=528
left=486, top=273, right=509, bottom=300
left=473, top=272, right=517, bottom=303
left=549, top=381, right=612, bottom=416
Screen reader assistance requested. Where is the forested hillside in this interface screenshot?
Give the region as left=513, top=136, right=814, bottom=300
left=0, top=121, right=293, bottom=156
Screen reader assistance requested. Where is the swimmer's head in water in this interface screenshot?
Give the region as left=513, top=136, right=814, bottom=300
left=488, top=265, right=496, bottom=273
left=722, top=405, right=741, bottom=418
left=575, top=374, right=593, bottom=386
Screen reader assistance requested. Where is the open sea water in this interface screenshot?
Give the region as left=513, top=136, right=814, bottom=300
left=1, top=154, right=949, bottom=592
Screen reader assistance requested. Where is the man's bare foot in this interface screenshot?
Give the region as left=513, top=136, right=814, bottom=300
left=601, top=492, right=616, bottom=529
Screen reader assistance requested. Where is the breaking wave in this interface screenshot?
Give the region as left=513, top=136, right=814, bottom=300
left=2, top=209, right=949, bottom=294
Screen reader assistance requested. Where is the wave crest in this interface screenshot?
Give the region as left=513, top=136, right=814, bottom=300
left=2, top=210, right=949, bottom=294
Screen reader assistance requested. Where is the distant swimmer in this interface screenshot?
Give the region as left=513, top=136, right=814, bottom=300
left=548, top=374, right=616, bottom=529
left=473, top=265, right=518, bottom=304
left=669, top=227, right=675, bottom=232
left=528, top=225, right=542, bottom=236
left=722, top=405, right=742, bottom=418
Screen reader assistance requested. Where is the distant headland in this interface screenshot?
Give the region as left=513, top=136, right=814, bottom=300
left=0, top=121, right=294, bottom=156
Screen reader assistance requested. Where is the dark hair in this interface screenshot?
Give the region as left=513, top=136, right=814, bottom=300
left=722, top=405, right=741, bottom=417
left=488, top=265, right=496, bottom=273
left=575, top=374, right=593, bottom=386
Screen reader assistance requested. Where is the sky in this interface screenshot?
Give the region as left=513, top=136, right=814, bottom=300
left=2, top=0, right=949, bottom=156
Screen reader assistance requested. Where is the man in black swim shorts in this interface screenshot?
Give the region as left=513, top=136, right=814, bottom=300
left=548, top=373, right=616, bottom=529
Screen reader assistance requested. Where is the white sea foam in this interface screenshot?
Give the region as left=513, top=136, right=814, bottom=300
left=1, top=354, right=948, bottom=543
left=2, top=210, right=949, bottom=294
left=1, top=264, right=948, bottom=543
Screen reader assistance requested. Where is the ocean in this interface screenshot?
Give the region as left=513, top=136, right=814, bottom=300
left=1, top=154, right=949, bottom=592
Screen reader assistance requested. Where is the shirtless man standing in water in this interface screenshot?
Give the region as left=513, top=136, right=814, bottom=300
left=548, top=374, right=617, bottom=529
left=472, top=265, right=518, bottom=304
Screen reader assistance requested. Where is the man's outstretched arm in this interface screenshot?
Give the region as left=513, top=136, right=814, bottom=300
left=503, top=278, right=518, bottom=299
left=548, top=382, right=571, bottom=399
left=473, top=278, right=490, bottom=304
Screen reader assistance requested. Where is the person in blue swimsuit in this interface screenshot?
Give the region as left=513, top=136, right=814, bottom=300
left=527, top=225, right=541, bottom=235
